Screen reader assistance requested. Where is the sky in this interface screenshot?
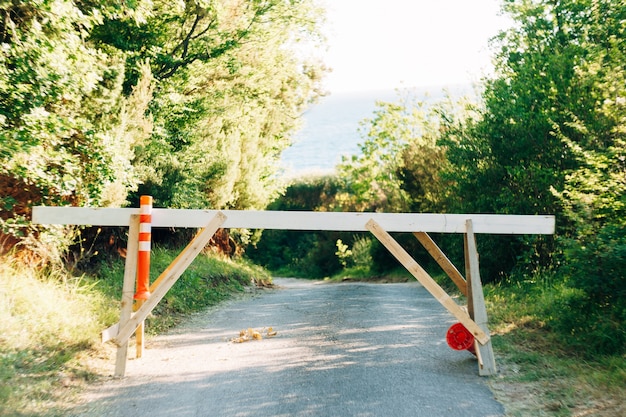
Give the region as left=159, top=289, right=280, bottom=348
left=318, top=0, right=511, bottom=93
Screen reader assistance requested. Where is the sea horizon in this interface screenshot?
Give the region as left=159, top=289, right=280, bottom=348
left=280, top=83, right=475, bottom=178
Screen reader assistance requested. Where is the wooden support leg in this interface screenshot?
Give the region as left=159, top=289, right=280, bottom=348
left=113, top=212, right=227, bottom=348
left=114, top=214, right=140, bottom=378
left=464, top=219, right=497, bottom=376
left=413, top=232, right=467, bottom=296
left=366, top=219, right=488, bottom=345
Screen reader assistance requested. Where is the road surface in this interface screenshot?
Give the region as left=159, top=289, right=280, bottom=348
left=71, top=278, right=504, bottom=417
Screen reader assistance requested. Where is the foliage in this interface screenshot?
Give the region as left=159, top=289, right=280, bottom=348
left=349, top=235, right=373, bottom=268
left=251, top=0, right=626, bottom=356
left=485, top=273, right=626, bottom=417
left=553, top=139, right=626, bottom=354
left=104, top=0, right=329, bottom=210
left=257, top=174, right=343, bottom=212
left=248, top=90, right=473, bottom=276
left=246, top=175, right=347, bottom=277
left=504, top=0, right=626, bottom=353
left=1, top=0, right=327, bottom=255
left=438, top=0, right=625, bottom=283
left=334, top=239, right=352, bottom=267
left=430, top=0, right=626, bottom=353
left=335, top=235, right=373, bottom=269
left=337, top=90, right=453, bottom=213
left=0, top=0, right=151, bottom=248
left=0, top=255, right=117, bottom=416
left=249, top=227, right=345, bottom=278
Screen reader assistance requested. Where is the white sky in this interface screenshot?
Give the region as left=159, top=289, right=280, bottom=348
left=319, top=0, right=511, bottom=93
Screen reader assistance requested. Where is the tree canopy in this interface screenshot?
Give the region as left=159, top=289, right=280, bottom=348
left=0, top=0, right=327, bottom=247
left=331, top=0, right=626, bottom=353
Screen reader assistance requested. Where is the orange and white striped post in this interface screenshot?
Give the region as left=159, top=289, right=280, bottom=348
left=134, top=195, right=152, bottom=357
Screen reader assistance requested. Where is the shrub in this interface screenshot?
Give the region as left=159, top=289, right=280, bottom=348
left=552, top=224, right=626, bottom=355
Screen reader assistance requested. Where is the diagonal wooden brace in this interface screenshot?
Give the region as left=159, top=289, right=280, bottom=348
left=366, top=219, right=489, bottom=345
left=112, top=211, right=227, bottom=347
left=413, top=232, right=467, bottom=296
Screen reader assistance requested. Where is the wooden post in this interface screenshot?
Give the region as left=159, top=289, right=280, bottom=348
left=114, top=214, right=140, bottom=378
left=366, top=219, right=489, bottom=345
left=464, top=219, right=497, bottom=376
left=113, top=212, right=227, bottom=348
left=413, top=232, right=467, bottom=296
left=464, top=233, right=474, bottom=322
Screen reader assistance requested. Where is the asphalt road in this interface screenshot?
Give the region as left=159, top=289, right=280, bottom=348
left=72, top=278, right=504, bottom=417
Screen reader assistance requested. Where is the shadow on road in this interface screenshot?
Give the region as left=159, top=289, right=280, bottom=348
left=71, top=279, right=504, bottom=417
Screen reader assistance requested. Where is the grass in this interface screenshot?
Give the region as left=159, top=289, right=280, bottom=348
left=0, top=258, right=113, bottom=417
left=0, top=248, right=271, bottom=417
left=483, top=278, right=626, bottom=417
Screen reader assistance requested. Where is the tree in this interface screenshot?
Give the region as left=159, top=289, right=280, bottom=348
left=442, top=0, right=626, bottom=280
left=438, top=0, right=626, bottom=353
left=548, top=0, right=626, bottom=354
left=1, top=0, right=327, bottom=253
left=0, top=0, right=152, bottom=249
left=92, top=0, right=328, bottom=210
left=337, top=90, right=453, bottom=213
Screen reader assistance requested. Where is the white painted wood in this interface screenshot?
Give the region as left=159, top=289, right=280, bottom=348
left=33, top=206, right=555, bottom=234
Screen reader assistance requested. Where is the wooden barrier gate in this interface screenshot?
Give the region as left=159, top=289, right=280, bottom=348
left=32, top=206, right=555, bottom=377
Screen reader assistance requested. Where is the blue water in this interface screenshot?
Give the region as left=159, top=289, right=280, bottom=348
left=280, top=85, right=472, bottom=177
left=280, top=89, right=396, bottom=176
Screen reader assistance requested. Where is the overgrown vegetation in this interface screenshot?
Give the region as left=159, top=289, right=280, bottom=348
left=0, top=250, right=270, bottom=417
left=2, top=0, right=625, bottom=415
left=0, top=257, right=114, bottom=417
left=248, top=2, right=626, bottom=413
left=1, top=0, right=327, bottom=249
left=485, top=274, right=626, bottom=417
left=252, top=0, right=625, bottom=357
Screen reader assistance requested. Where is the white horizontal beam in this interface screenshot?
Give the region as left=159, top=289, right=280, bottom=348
left=32, top=207, right=555, bottom=234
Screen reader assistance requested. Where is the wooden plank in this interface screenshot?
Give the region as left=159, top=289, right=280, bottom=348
left=366, top=219, right=489, bottom=345
left=112, top=212, right=227, bottom=347
left=114, top=214, right=140, bottom=378
left=413, top=232, right=467, bottom=296
left=465, top=219, right=497, bottom=376
left=101, top=322, right=118, bottom=344
left=464, top=233, right=474, bottom=320
left=473, top=339, right=484, bottom=369
left=32, top=206, right=556, bottom=235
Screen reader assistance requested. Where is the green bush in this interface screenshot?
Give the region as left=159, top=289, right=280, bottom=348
left=246, top=175, right=347, bottom=278
left=552, top=225, right=626, bottom=355
left=348, top=235, right=373, bottom=268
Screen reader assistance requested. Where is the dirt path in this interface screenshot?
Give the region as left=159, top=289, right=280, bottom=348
left=70, top=279, right=504, bottom=417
